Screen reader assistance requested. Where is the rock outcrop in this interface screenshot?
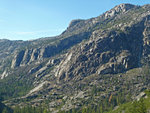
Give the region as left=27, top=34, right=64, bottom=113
left=11, top=31, right=91, bottom=68
left=55, top=4, right=150, bottom=81
left=2, top=3, right=150, bottom=113
left=104, top=3, right=136, bottom=18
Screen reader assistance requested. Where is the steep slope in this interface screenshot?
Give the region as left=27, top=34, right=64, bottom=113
left=55, top=4, right=150, bottom=81
left=1, top=3, right=150, bottom=113
left=0, top=4, right=139, bottom=98
left=0, top=101, right=12, bottom=113
left=8, top=4, right=138, bottom=70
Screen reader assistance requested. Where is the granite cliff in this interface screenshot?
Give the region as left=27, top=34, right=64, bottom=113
left=1, top=3, right=150, bottom=113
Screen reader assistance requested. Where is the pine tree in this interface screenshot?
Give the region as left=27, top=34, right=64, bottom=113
left=82, top=107, right=87, bottom=113
left=137, top=98, right=147, bottom=113
left=13, top=106, right=21, bottom=113
left=43, top=108, right=48, bottom=113
left=2, top=108, right=8, bottom=113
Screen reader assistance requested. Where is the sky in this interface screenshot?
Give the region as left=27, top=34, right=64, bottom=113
left=0, top=0, right=149, bottom=40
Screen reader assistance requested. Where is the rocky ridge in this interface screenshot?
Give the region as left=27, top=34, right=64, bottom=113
left=55, top=4, right=150, bottom=81
left=1, top=3, right=150, bottom=113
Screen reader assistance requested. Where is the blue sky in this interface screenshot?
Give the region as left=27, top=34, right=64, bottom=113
left=0, top=0, right=149, bottom=40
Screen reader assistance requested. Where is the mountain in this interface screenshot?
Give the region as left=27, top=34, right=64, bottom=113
left=1, top=3, right=150, bottom=113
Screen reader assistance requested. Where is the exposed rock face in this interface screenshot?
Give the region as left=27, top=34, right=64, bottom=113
left=3, top=3, right=150, bottom=113
left=2, top=3, right=150, bottom=82
left=0, top=70, right=8, bottom=79
left=55, top=5, right=150, bottom=81
left=104, top=4, right=136, bottom=18
left=11, top=50, right=25, bottom=67
left=56, top=26, right=144, bottom=80
left=11, top=48, right=41, bottom=68
left=11, top=31, right=91, bottom=68
left=8, top=4, right=141, bottom=69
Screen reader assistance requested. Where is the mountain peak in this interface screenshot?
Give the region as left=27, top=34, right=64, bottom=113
left=115, top=3, right=137, bottom=11
left=104, top=3, right=137, bottom=18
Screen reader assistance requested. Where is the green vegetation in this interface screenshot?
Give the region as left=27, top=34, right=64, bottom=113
left=57, top=91, right=150, bottom=113
left=0, top=73, right=33, bottom=100
left=0, top=96, right=149, bottom=113
left=57, top=91, right=132, bottom=113
left=13, top=106, right=49, bottom=113
left=0, top=101, right=12, bottom=113
left=0, top=105, right=49, bottom=113
left=107, top=96, right=150, bottom=113
left=1, top=4, right=150, bottom=113
left=0, top=66, right=149, bottom=113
